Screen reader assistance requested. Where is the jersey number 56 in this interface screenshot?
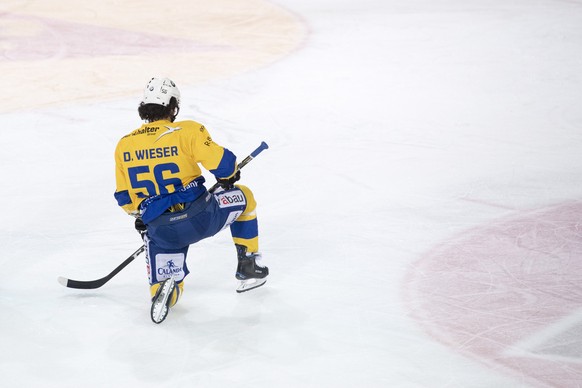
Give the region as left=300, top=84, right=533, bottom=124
left=128, top=162, right=182, bottom=198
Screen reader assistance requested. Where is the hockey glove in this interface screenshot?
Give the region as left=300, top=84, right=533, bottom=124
left=216, top=169, right=241, bottom=190
left=135, top=217, right=147, bottom=239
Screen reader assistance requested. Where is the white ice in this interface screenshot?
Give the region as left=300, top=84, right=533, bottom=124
left=1, top=0, right=582, bottom=387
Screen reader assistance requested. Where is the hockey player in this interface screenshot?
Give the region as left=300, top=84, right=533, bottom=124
left=114, top=77, right=268, bottom=324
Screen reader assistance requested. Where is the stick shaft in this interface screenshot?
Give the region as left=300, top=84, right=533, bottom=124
left=208, top=141, right=269, bottom=193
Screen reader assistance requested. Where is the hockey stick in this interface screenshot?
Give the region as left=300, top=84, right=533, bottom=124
left=57, top=141, right=269, bottom=289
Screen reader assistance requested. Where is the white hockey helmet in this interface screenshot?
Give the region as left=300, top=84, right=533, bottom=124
left=141, top=77, right=180, bottom=107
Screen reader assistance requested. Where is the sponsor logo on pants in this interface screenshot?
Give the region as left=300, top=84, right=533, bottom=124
left=217, top=191, right=246, bottom=208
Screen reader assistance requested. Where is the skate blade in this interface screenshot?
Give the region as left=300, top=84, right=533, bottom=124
left=236, top=278, right=267, bottom=293
left=151, top=279, right=175, bottom=324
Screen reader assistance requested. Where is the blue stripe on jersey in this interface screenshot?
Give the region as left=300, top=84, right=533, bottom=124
left=114, top=190, right=132, bottom=206
left=230, top=218, right=258, bottom=240
left=210, top=147, right=237, bottom=179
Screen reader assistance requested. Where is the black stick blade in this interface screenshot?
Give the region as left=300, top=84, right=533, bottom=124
left=57, top=276, right=109, bottom=289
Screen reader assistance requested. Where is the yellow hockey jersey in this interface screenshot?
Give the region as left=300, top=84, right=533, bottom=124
left=114, top=119, right=237, bottom=223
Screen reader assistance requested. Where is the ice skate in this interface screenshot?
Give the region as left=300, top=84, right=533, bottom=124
left=150, top=277, right=176, bottom=324
left=235, top=244, right=269, bottom=293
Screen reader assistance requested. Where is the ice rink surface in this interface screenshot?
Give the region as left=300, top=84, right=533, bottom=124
left=1, top=0, right=582, bottom=387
